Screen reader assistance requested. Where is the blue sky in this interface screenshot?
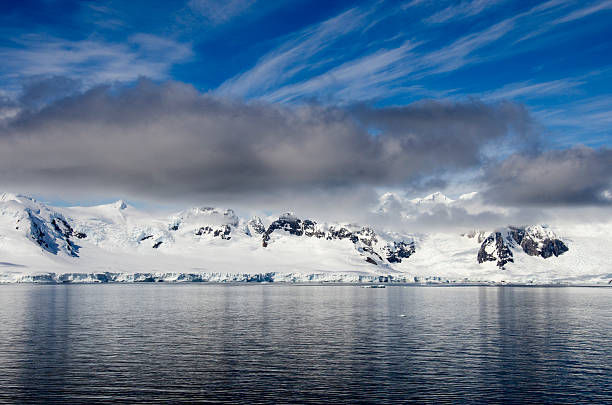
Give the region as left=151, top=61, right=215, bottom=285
left=1, top=0, right=610, bottom=147
left=0, top=0, right=611, bottom=210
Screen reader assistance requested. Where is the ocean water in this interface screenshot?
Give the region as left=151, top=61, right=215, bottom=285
left=0, top=284, right=610, bottom=404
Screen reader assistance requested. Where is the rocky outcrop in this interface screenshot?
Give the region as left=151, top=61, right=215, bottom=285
left=247, top=217, right=266, bottom=235
left=261, top=213, right=415, bottom=264
left=383, top=241, right=416, bottom=263
left=195, top=225, right=232, bottom=240
left=478, top=226, right=568, bottom=269
left=477, top=232, right=514, bottom=268
left=25, top=209, right=84, bottom=257
left=508, top=226, right=568, bottom=258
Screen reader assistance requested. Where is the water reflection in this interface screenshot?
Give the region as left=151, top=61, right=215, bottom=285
left=0, top=285, right=610, bottom=403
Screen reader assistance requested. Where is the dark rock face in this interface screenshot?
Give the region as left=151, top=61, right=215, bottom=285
left=477, top=232, right=514, bottom=269
left=478, top=226, right=568, bottom=269
left=152, top=241, right=163, bottom=249
left=266, top=214, right=304, bottom=236
left=262, top=213, right=303, bottom=247
left=196, top=225, right=232, bottom=240
left=384, top=241, right=416, bottom=263
left=365, top=257, right=378, bottom=265
left=261, top=213, right=415, bottom=265
left=508, top=226, right=569, bottom=259
left=303, top=219, right=325, bottom=238
left=247, top=217, right=266, bottom=235
left=26, top=210, right=82, bottom=257
left=540, top=239, right=569, bottom=258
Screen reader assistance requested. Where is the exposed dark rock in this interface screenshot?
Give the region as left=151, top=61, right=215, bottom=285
left=262, top=213, right=304, bottom=245
left=303, top=219, right=325, bottom=238
left=327, top=226, right=353, bottom=240
left=247, top=217, right=266, bottom=234
left=384, top=241, right=416, bottom=263
left=196, top=225, right=232, bottom=240
left=213, top=225, right=231, bottom=240
left=49, top=216, right=84, bottom=256
left=478, top=226, right=568, bottom=269
left=196, top=226, right=212, bottom=236
left=266, top=213, right=303, bottom=236
left=540, top=239, right=568, bottom=258
left=477, top=232, right=514, bottom=269
left=140, top=235, right=153, bottom=241
left=152, top=241, right=163, bottom=249
left=27, top=210, right=81, bottom=256
left=261, top=213, right=415, bottom=264
left=365, top=257, right=378, bottom=265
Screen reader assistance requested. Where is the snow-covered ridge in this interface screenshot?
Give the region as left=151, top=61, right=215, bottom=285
left=0, top=192, right=610, bottom=284
left=473, top=225, right=568, bottom=269
left=410, top=191, right=454, bottom=205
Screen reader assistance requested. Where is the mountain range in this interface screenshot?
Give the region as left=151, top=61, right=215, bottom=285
left=0, top=192, right=610, bottom=284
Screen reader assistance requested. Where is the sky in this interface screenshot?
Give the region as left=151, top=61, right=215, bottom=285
left=0, top=0, right=610, bottom=221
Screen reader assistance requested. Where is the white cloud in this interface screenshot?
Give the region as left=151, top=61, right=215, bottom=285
left=554, top=0, right=612, bottom=24
left=425, top=0, right=506, bottom=24
left=0, top=34, right=192, bottom=90
left=481, top=77, right=586, bottom=101
left=188, top=0, right=257, bottom=25
left=216, top=7, right=373, bottom=98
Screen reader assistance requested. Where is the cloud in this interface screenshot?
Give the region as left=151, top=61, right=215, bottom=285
left=0, top=34, right=192, bottom=91
left=215, top=0, right=611, bottom=110
left=425, top=0, right=506, bottom=24
left=188, top=0, right=258, bottom=25
left=0, top=80, right=532, bottom=207
left=481, top=77, right=586, bottom=101
left=18, top=76, right=83, bottom=109
left=553, top=0, right=612, bottom=24
left=483, top=146, right=612, bottom=206
left=514, top=0, right=612, bottom=43
left=260, top=41, right=421, bottom=104
left=219, top=9, right=516, bottom=103
left=217, top=7, right=371, bottom=99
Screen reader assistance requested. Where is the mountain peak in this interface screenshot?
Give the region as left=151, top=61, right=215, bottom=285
left=411, top=191, right=453, bottom=204
left=113, top=200, right=128, bottom=210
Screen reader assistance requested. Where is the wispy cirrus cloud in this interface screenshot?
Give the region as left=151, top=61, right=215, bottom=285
left=216, top=0, right=612, bottom=108
left=514, top=0, right=612, bottom=43
left=216, top=7, right=373, bottom=99
left=187, top=0, right=258, bottom=25
left=219, top=13, right=515, bottom=104
left=0, top=34, right=193, bottom=92
left=531, top=95, right=612, bottom=147
left=425, top=0, right=506, bottom=24
left=554, top=0, right=612, bottom=23
left=481, top=77, right=587, bottom=101
left=260, top=41, right=421, bottom=103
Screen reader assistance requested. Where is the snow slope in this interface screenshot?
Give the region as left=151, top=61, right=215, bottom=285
left=0, top=192, right=611, bottom=284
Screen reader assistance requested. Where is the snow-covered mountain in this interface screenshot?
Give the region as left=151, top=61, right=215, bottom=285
left=410, top=191, right=454, bottom=205
left=0, top=192, right=610, bottom=284
left=470, top=225, right=568, bottom=269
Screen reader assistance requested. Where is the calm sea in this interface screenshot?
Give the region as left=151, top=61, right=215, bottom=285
left=0, top=284, right=610, bottom=404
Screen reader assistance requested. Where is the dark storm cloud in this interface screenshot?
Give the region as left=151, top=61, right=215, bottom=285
left=0, top=79, right=532, bottom=202
left=483, top=146, right=612, bottom=205
left=354, top=100, right=536, bottom=170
